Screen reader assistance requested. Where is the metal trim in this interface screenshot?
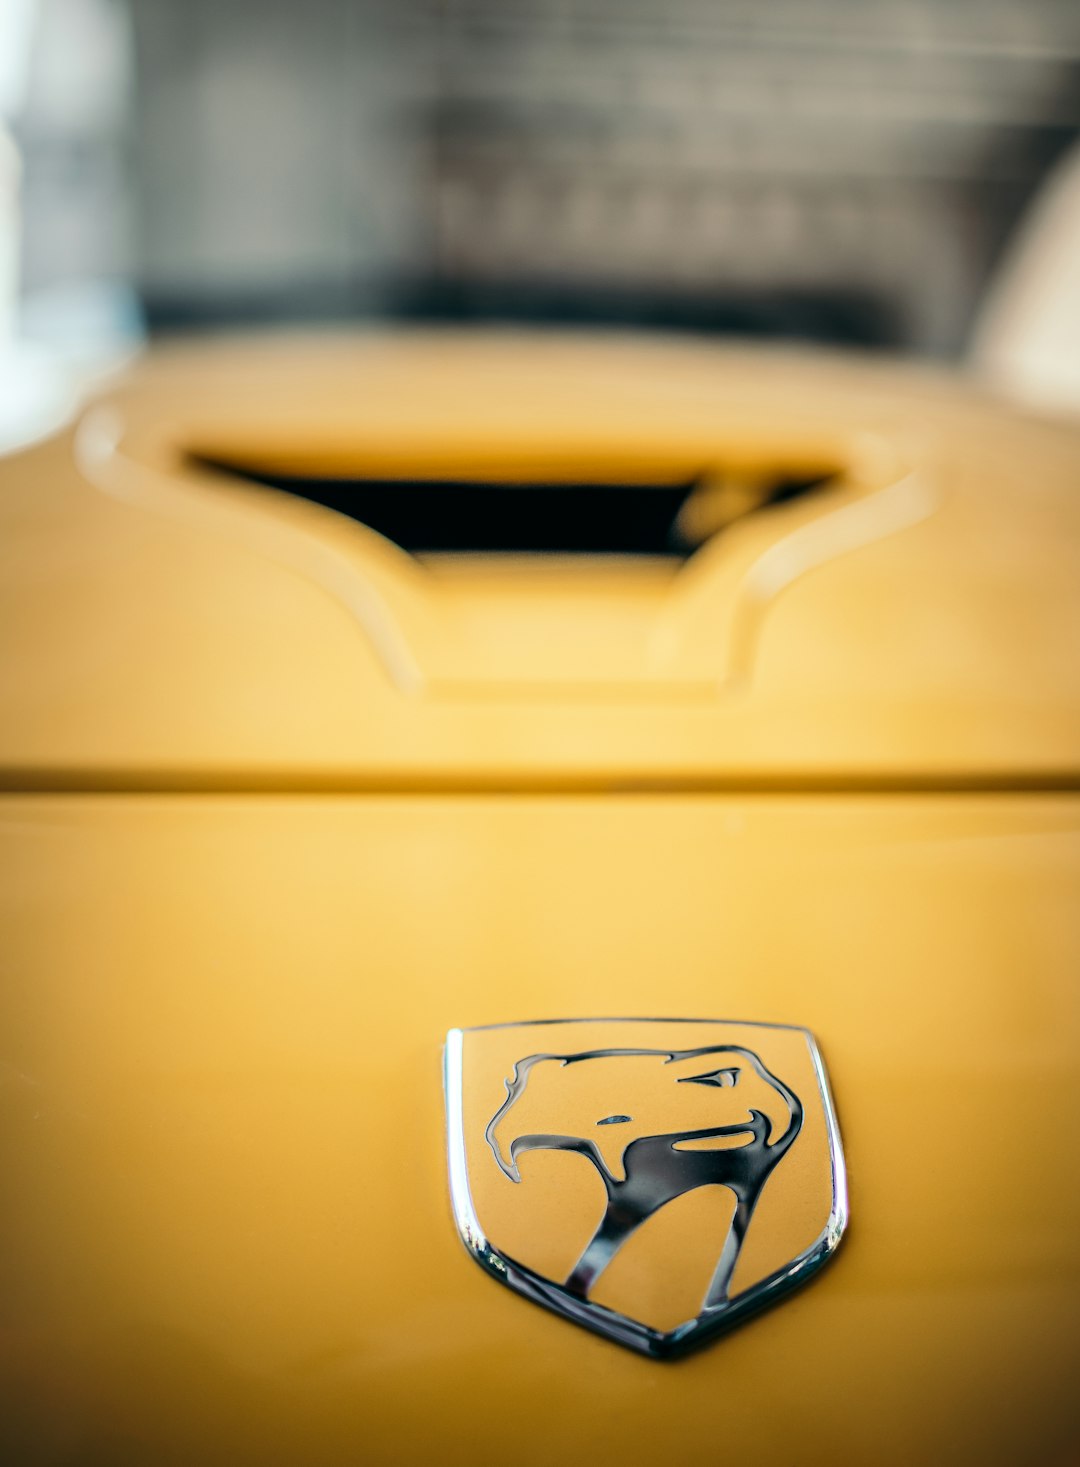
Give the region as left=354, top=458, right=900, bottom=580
left=444, top=1018, right=848, bottom=1359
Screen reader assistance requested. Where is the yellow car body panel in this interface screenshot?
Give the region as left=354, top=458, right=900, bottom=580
left=1, top=332, right=1078, bottom=784
left=2, top=795, right=1078, bottom=1465
left=0, top=333, right=1078, bottom=1464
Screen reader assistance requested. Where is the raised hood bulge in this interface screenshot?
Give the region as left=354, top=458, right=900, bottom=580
left=1, top=332, right=1077, bottom=787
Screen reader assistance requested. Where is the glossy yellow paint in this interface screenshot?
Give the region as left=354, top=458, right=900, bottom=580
left=0, top=333, right=1078, bottom=1464
left=0, top=331, right=1078, bottom=783
left=1, top=795, right=1078, bottom=1465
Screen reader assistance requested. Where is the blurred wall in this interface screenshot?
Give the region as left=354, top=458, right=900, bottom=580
left=23, top=0, right=1080, bottom=354
left=132, top=0, right=431, bottom=323
left=16, top=0, right=133, bottom=297
left=426, top=0, right=1080, bottom=353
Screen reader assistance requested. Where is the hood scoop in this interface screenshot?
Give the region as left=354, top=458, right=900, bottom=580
left=186, top=456, right=832, bottom=561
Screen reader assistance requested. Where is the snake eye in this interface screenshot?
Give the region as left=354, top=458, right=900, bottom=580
left=678, top=1067, right=739, bottom=1089
left=596, top=1114, right=632, bottom=1126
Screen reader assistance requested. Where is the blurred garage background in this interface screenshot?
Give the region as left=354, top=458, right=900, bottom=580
left=3, top=0, right=1080, bottom=424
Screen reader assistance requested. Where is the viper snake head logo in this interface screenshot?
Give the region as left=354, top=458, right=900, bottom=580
left=486, top=1046, right=803, bottom=1310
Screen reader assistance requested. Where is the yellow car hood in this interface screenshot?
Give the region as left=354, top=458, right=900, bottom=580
left=1, top=331, right=1078, bottom=788
left=1, top=334, right=1078, bottom=1465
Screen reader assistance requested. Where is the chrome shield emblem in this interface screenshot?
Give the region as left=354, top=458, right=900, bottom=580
left=445, top=1018, right=847, bottom=1357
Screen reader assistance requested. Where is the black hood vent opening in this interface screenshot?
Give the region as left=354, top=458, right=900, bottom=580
left=188, top=456, right=835, bottom=559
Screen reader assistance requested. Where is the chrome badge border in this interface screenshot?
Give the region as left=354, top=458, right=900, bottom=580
left=444, top=1017, right=848, bottom=1359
